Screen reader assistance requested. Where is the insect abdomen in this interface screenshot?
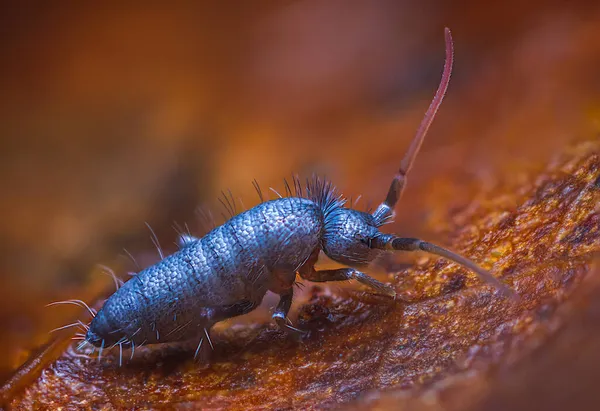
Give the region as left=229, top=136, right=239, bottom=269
left=88, top=197, right=326, bottom=346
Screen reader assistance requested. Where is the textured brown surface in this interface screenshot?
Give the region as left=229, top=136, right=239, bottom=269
left=2, top=2, right=600, bottom=410
left=3, top=140, right=599, bottom=409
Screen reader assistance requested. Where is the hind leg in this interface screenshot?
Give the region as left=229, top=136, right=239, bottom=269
left=193, top=300, right=260, bottom=361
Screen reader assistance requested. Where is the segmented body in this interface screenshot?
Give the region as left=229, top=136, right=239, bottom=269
left=88, top=196, right=332, bottom=346
left=81, top=28, right=515, bottom=354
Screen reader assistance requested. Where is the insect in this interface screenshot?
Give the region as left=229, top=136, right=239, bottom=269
left=53, top=28, right=515, bottom=363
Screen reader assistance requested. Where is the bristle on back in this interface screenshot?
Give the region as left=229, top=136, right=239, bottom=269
left=304, top=176, right=346, bottom=219
left=213, top=176, right=346, bottom=223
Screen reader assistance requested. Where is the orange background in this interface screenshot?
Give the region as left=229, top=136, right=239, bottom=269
left=1, top=0, right=599, bottom=396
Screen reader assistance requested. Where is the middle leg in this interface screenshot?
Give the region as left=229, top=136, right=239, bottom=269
left=272, top=288, right=304, bottom=336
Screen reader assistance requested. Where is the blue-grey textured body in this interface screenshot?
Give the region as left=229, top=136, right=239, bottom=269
left=86, top=183, right=390, bottom=348
left=84, top=31, right=513, bottom=351
left=89, top=197, right=321, bottom=345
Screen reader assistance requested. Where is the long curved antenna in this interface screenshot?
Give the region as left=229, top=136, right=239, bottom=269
left=371, top=234, right=518, bottom=300
left=373, top=28, right=454, bottom=224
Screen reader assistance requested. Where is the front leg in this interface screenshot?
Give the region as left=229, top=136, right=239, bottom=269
left=273, top=288, right=304, bottom=336
left=299, top=266, right=396, bottom=298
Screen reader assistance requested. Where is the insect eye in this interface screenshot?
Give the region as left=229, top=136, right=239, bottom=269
left=357, top=237, right=370, bottom=246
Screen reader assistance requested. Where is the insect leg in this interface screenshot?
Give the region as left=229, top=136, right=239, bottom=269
left=299, top=267, right=396, bottom=298
left=372, top=28, right=454, bottom=225
left=272, top=290, right=292, bottom=326
left=213, top=300, right=258, bottom=322
left=273, top=289, right=304, bottom=336
left=371, top=235, right=517, bottom=300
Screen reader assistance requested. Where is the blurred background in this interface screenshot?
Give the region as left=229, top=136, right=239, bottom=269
left=1, top=0, right=600, bottom=384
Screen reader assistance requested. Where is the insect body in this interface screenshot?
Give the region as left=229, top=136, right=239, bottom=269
left=80, top=28, right=515, bottom=356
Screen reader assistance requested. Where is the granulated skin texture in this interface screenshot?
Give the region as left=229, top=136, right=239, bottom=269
left=4, top=139, right=598, bottom=410
left=88, top=197, right=324, bottom=347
